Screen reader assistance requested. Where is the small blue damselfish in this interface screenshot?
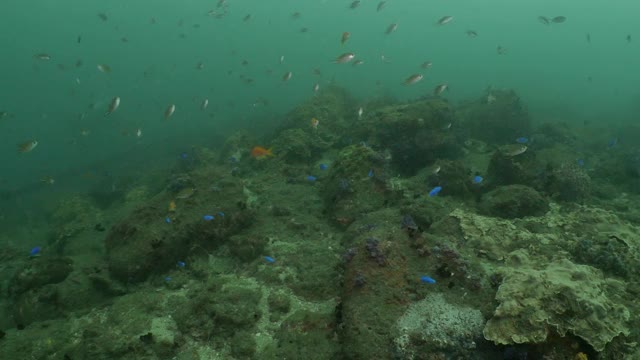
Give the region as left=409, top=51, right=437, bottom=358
left=203, top=215, right=215, bottom=221
left=264, top=256, right=276, bottom=263
left=306, top=175, right=317, bottom=182
left=30, top=246, right=41, bottom=256
left=428, top=186, right=442, bottom=197
left=473, top=175, right=483, bottom=184
left=420, top=276, right=436, bottom=284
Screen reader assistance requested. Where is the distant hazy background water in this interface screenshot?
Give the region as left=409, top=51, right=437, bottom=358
left=1, top=0, right=639, bottom=193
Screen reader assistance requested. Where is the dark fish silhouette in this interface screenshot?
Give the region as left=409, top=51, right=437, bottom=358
left=552, top=16, right=566, bottom=23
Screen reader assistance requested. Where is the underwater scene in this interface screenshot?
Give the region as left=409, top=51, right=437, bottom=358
left=2, top=0, right=640, bottom=359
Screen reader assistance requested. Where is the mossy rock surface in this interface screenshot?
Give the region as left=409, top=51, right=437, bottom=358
left=480, top=185, right=549, bottom=219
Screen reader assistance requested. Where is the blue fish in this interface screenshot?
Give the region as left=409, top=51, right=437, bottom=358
left=420, top=276, right=436, bottom=284
left=608, top=138, right=618, bottom=148
left=473, top=175, right=483, bottom=184
left=180, top=152, right=188, bottom=159
left=164, top=276, right=172, bottom=282
left=577, top=159, right=585, bottom=167
left=203, top=215, right=215, bottom=221
left=516, top=137, right=528, bottom=144
left=428, top=186, right=442, bottom=197
left=217, top=211, right=225, bottom=217
left=306, top=175, right=317, bottom=182
left=165, top=217, right=172, bottom=224
left=319, top=163, right=328, bottom=171
left=264, top=256, right=276, bottom=263
left=368, top=169, right=374, bottom=177
left=29, top=246, right=41, bottom=256
left=177, top=261, right=186, bottom=268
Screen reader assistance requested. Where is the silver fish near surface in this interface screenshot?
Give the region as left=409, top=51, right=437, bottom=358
left=437, top=16, right=453, bottom=25
left=334, top=53, right=355, bottom=64
left=386, top=23, right=398, bottom=34
left=404, top=74, right=424, bottom=85
left=106, top=96, right=120, bottom=116
left=165, top=104, right=176, bottom=119
left=434, top=84, right=448, bottom=95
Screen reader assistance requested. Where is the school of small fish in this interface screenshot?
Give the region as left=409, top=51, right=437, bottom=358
left=8, top=0, right=627, bottom=193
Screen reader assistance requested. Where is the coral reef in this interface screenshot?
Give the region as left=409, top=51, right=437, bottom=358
left=484, top=254, right=630, bottom=352
left=394, top=293, right=485, bottom=358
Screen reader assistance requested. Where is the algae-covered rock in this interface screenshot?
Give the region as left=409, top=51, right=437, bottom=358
left=321, top=144, right=389, bottom=224
left=480, top=185, right=549, bottom=219
left=106, top=187, right=253, bottom=283
left=425, top=159, right=472, bottom=198
left=459, top=89, right=532, bottom=144
left=483, top=255, right=630, bottom=352
left=270, top=128, right=314, bottom=163
left=486, top=146, right=537, bottom=186
left=174, top=278, right=262, bottom=341
left=50, top=196, right=102, bottom=252
left=9, top=257, right=73, bottom=297
left=359, top=98, right=459, bottom=174
left=270, top=310, right=339, bottom=359
left=549, top=162, right=591, bottom=202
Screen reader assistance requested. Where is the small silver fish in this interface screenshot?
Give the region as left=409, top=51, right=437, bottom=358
left=201, top=99, right=209, bottom=110
left=136, top=128, right=142, bottom=138
left=466, top=30, right=478, bottom=38
left=282, top=71, right=292, bottom=82
left=538, top=16, right=550, bottom=25
left=552, top=16, right=566, bottom=23
left=404, top=74, right=424, bottom=85
left=18, top=140, right=38, bottom=153
left=377, top=1, right=386, bottom=12
left=434, top=84, right=448, bottom=95
left=106, top=96, right=120, bottom=115
left=165, top=104, right=176, bottom=119
left=97, top=64, right=111, bottom=73
left=349, top=1, right=361, bottom=9
left=501, top=144, right=527, bottom=157
left=334, top=53, right=355, bottom=64
left=421, top=61, right=432, bottom=69
left=34, top=53, right=51, bottom=61
left=279, top=55, right=285, bottom=64
left=386, top=23, right=398, bottom=35
left=358, top=107, right=363, bottom=119
left=437, top=16, right=453, bottom=25
left=313, top=83, right=320, bottom=92
left=352, top=59, right=364, bottom=66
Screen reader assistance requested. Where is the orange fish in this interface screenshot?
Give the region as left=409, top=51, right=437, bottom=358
left=168, top=201, right=176, bottom=212
left=250, top=146, right=274, bottom=159
left=341, top=32, right=350, bottom=45
left=310, top=117, right=319, bottom=129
